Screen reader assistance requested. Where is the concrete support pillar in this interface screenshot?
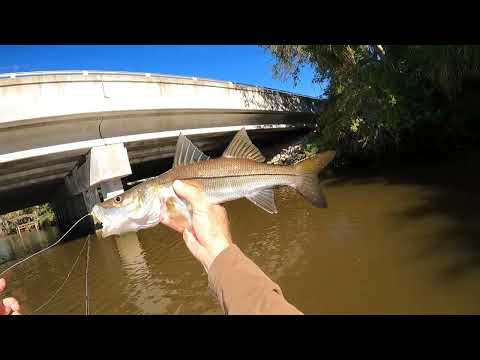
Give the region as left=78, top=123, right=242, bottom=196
left=52, top=189, right=95, bottom=238
left=65, top=143, right=131, bottom=197
left=0, top=237, right=13, bottom=263
left=82, top=186, right=101, bottom=213
left=54, top=143, right=132, bottom=238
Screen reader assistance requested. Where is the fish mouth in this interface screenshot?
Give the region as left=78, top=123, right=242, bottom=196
left=90, top=211, right=103, bottom=230
left=91, top=204, right=140, bottom=238
left=91, top=196, right=162, bottom=237
left=91, top=205, right=105, bottom=226
left=91, top=205, right=114, bottom=236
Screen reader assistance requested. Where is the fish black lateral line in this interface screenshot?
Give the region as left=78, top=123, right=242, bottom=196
left=92, top=128, right=336, bottom=238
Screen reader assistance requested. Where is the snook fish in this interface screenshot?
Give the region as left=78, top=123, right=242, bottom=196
left=92, top=128, right=335, bottom=238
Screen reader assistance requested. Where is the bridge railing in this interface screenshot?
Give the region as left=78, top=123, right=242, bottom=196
left=0, top=70, right=197, bottom=81
left=0, top=70, right=320, bottom=100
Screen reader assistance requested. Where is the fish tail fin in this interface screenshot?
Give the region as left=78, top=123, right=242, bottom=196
left=293, top=151, right=336, bottom=208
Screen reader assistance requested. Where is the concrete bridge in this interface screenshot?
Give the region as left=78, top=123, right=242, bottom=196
left=0, top=71, right=321, bottom=236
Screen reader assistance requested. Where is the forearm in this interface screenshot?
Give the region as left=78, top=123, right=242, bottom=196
left=208, top=244, right=303, bottom=315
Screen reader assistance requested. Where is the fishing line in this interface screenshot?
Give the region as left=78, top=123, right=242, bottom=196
left=0, top=213, right=93, bottom=278
left=32, top=235, right=89, bottom=313
left=85, top=235, right=91, bottom=315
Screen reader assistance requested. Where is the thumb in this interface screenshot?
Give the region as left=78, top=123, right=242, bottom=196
left=0, top=278, right=5, bottom=293
left=173, top=180, right=208, bottom=211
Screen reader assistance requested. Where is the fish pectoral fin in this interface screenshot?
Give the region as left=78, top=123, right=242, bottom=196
left=173, top=133, right=210, bottom=168
left=222, top=128, right=265, bottom=162
left=246, top=188, right=278, bottom=214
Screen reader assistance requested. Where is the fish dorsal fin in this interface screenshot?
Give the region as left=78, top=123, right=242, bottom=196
left=173, top=133, right=210, bottom=168
left=222, top=128, right=265, bottom=162
left=246, top=188, right=278, bottom=214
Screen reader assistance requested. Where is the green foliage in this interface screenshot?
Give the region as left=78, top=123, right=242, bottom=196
left=0, top=203, right=56, bottom=235
left=264, top=45, right=480, bottom=162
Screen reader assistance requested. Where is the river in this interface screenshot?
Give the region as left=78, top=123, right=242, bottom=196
left=1, top=156, right=479, bottom=314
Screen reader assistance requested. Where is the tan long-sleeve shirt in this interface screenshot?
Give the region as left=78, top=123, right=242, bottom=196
left=208, top=244, right=303, bottom=315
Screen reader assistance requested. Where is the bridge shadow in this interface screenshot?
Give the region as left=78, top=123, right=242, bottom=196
left=240, top=86, right=323, bottom=113
left=325, top=154, right=480, bottom=283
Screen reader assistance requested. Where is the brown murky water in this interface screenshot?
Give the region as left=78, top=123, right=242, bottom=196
left=1, top=161, right=480, bottom=314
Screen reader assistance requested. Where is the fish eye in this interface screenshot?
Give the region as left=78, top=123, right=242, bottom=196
left=114, top=196, right=122, bottom=203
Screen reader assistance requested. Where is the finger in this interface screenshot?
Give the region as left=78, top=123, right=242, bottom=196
left=12, top=311, right=21, bottom=315
left=212, top=204, right=229, bottom=220
left=173, top=180, right=209, bottom=213
left=0, top=278, right=6, bottom=293
left=212, top=205, right=233, bottom=242
left=179, top=179, right=205, bottom=192
left=183, top=228, right=200, bottom=254
left=183, top=228, right=206, bottom=259
left=173, top=180, right=204, bottom=201
left=160, top=216, right=186, bottom=234
left=0, top=304, right=12, bottom=315
left=3, top=297, right=20, bottom=312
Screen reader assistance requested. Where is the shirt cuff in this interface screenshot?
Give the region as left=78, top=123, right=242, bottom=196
left=208, top=244, right=240, bottom=291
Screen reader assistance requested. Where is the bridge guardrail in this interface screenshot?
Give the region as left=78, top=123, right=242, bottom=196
left=0, top=70, right=320, bottom=101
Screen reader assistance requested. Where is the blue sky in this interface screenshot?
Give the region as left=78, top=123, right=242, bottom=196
left=0, top=45, right=325, bottom=98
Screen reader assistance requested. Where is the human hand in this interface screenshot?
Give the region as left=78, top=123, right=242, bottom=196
left=0, top=278, right=21, bottom=315
left=171, top=180, right=233, bottom=272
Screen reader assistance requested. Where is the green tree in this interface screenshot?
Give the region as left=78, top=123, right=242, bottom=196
left=0, top=203, right=56, bottom=235
left=264, top=45, right=480, bottom=163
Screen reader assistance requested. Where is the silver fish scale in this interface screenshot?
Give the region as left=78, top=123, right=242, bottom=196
left=198, top=174, right=296, bottom=204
